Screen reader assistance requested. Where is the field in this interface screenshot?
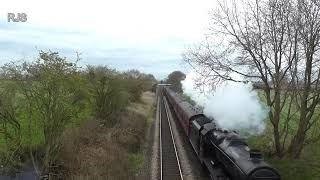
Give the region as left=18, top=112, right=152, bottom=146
left=0, top=79, right=91, bottom=148
left=247, top=90, right=320, bottom=180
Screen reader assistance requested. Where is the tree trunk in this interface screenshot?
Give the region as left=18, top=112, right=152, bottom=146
left=288, top=132, right=306, bottom=158
left=273, top=121, right=282, bottom=156
left=288, top=105, right=308, bottom=158
left=288, top=47, right=314, bottom=158
left=273, top=90, right=283, bottom=157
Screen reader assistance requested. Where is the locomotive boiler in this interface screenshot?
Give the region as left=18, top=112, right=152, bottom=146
left=163, top=87, right=281, bottom=180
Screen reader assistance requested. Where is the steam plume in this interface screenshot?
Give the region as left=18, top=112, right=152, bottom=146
left=181, top=71, right=268, bottom=135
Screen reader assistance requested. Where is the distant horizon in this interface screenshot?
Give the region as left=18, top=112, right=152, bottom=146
left=0, top=50, right=188, bottom=80
left=0, top=0, right=217, bottom=79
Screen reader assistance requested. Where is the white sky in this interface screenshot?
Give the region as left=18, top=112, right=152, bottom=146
left=0, top=0, right=217, bottom=79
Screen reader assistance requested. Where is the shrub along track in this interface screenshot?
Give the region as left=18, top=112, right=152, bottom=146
left=59, top=92, right=155, bottom=180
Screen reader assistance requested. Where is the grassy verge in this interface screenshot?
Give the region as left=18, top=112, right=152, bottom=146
left=268, top=158, right=320, bottom=180
left=127, top=153, right=144, bottom=174
left=250, top=90, right=320, bottom=180
left=266, top=143, right=320, bottom=180
left=128, top=94, right=156, bottom=175
left=146, top=104, right=156, bottom=127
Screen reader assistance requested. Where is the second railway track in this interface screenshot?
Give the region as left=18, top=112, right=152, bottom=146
left=159, top=92, right=183, bottom=180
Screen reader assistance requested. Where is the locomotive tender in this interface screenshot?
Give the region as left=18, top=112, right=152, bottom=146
left=163, top=87, right=281, bottom=180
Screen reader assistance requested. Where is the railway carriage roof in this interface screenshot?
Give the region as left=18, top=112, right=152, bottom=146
left=179, top=101, right=202, bottom=119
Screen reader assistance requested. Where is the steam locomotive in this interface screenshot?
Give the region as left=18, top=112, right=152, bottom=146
left=163, top=87, right=281, bottom=180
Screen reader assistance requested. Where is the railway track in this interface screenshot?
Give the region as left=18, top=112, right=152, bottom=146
left=159, top=92, right=183, bottom=180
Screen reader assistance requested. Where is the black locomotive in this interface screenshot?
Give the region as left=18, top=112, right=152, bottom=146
left=163, top=86, right=281, bottom=180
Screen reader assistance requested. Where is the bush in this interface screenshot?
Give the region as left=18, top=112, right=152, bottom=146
left=111, top=104, right=148, bottom=153
left=5, top=51, right=87, bottom=176
left=87, top=66, right=130, bottom=127
left=0, top=84, right=21, bottom=173
left=0, top=51, right=156, bottom=178
left=124, top=79, right=143, bottom=102
left=59, top=120, right=133, bottom=180
left=122, top=69, right=157, bottom=102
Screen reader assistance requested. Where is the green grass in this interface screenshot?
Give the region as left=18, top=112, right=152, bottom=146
left=267, top=142, right=320, bottom=179
left=146, top=104, right=155, bottom=126
left=127, top=152, right=144, bottom=174
left=251, top=89, right=320, bottom=180
left=127, top=102, right=155, bottom=175
left=0, top=79, right=92, bottom=150
left=268, top=158, right=320, bottom=180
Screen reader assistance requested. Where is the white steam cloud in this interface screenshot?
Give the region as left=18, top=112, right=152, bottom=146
left=182, top=71, right=268, bottom=135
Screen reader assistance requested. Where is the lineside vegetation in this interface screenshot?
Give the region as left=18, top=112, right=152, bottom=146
left=0, top=51, right=156, bottom=179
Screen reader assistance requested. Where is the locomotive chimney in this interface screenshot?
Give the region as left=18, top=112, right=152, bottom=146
left=250, top=149, right=262, bottom=163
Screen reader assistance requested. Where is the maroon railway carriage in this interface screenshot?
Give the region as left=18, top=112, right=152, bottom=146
left=164, top=87, right=203, bottom=136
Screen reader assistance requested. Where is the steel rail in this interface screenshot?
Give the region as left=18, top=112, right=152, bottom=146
left=163, top=97, right=184, bottom=180
left=159, top=90, right=183, bottom=180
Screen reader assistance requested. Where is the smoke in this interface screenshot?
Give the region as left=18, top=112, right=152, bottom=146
left=181, top=71, right=268, bottom=135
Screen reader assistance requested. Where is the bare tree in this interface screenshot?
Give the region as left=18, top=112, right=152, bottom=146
left=184, top=0, right=320, bottom=158
left=287, top=0, right=320, bottom=157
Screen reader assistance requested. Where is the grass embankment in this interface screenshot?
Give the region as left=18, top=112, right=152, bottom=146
left=59, top=92, right=155, bottom=179
left=247, top=90, right=320, bottom=180
left=249, top=137, right=320, bottom=180
left=128, top=102, right=156, bottom=174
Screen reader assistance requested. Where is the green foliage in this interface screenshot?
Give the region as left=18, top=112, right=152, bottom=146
left=124, top=79, right=143, bottom=102
left=267, top=158, right=320, bottom=180
left=0, top=82, right=21, bottom=173
left=26, top=52, right=86, bottom=174
left=0, top=51, right=156, bottom=177
left=87, top=66, right=129, bottom=126
left=146, top=104, right=155, bottom=126
left=87, top=67, right=156, bottom=127
left=122, top=69, right=157, bottom=102
left=127, top=152, right=144, bottom=174
left=3, top=51, right=88, bottom=175
left=249, top=90, right=320, bottom=179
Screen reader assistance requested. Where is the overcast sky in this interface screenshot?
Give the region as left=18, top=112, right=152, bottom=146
left=0, top=0, right=216, bottom=79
